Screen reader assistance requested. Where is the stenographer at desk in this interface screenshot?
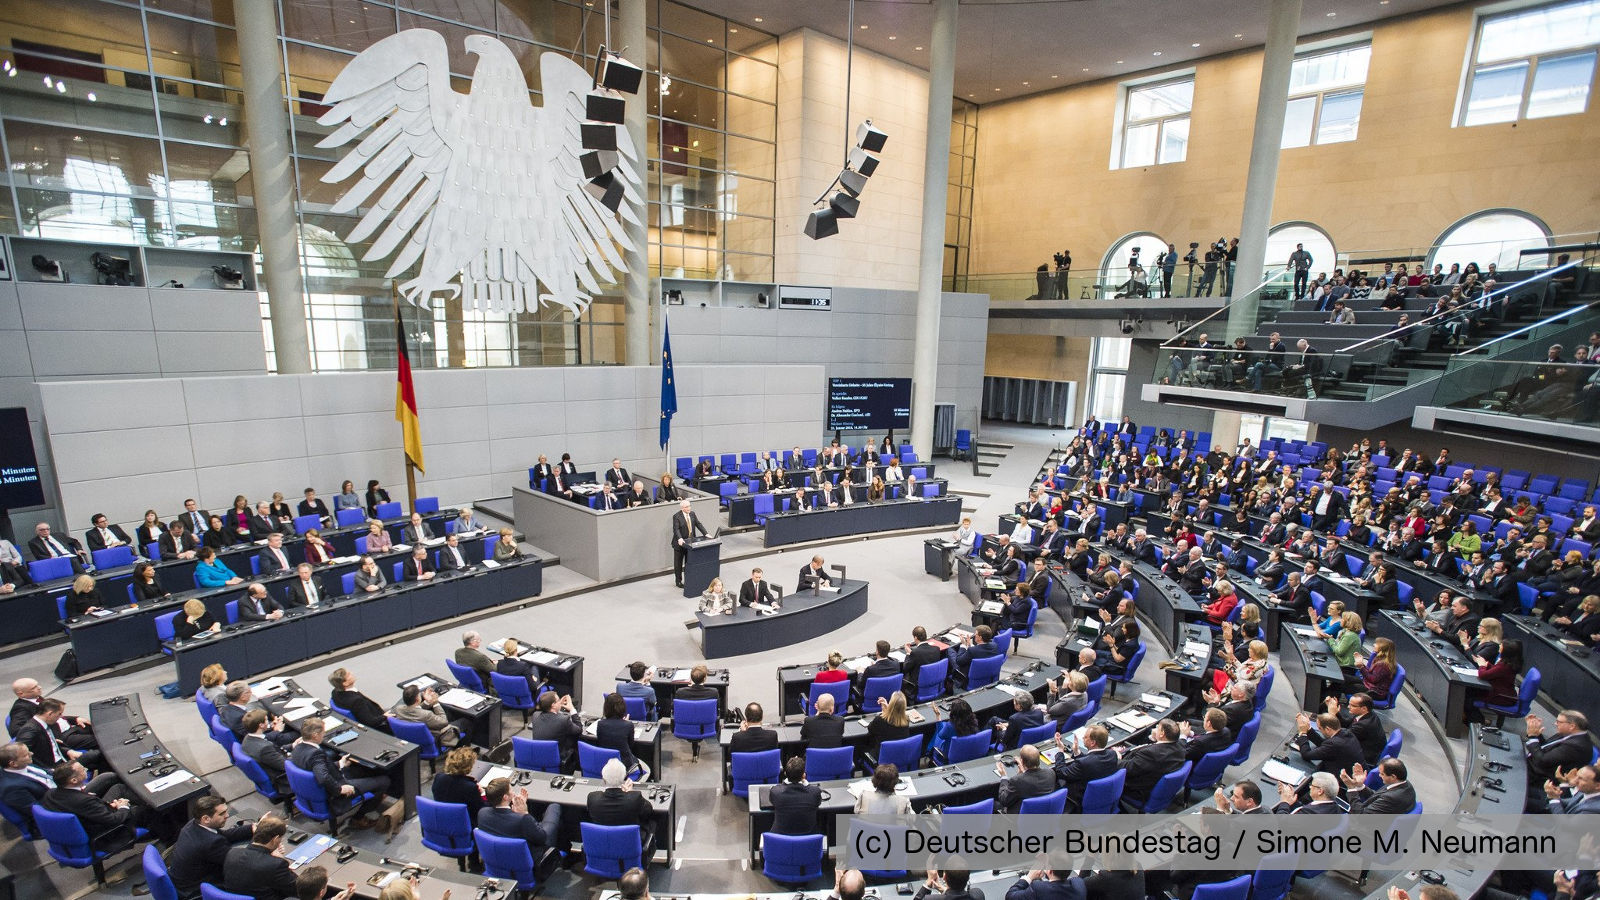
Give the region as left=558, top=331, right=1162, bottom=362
left=698, top=577, right=733, bottom=616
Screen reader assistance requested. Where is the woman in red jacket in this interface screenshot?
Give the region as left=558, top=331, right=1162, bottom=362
left=813, top=652, right=851, bottom=684
left=1203, top=579, right=1240, bottom=625
left=1467, top=639, right=1523, bottom=724
left=1356, top=637, right=1397, bottom=702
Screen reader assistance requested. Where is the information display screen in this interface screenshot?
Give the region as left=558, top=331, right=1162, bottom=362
left=827, top=378, right=911, bottom=431
left=0, top=407, right=45, bottom=510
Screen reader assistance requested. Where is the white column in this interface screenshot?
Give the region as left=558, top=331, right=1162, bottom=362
left=232, top=0, right=310, bottom=374
left=1226, top=0, right=1302, bottom=340
left=621, top=0, right=651, bottom=366
left=911, top=0, right=958, bottom=456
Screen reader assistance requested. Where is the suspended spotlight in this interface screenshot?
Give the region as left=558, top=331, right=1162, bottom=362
left=580, top=149, right=619, bottom=179
left=828, top=192, right=860, bottom=219
left=581, top=122, right=619, bottom=151
left=847, top=146, right=879, bottom=177
left=804, top=208, right=839, bottom=240
left=595, top=49, right=643, bottom=95
left=855, top=119, right=887, bottom=153
left=586, top=93, right=626, bottom=124
left=31, top=254, right=64, bottom=282
left=585, top=171, right=625, bottom=212
left=837, top=168, right=869, bottom=197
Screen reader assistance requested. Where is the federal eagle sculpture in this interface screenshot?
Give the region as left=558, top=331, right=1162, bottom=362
left=316, top=29, right=640, bottom=316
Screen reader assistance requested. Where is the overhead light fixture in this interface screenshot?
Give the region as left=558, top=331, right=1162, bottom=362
left=585, top=170, right=625, bottom=212
left=594, top=48, right=643, bottom=95
left=31, top=255, right=64, bottom=282
left=804, top=208, right=839, bottom=239
left=915, top=46, right=923, bottom=50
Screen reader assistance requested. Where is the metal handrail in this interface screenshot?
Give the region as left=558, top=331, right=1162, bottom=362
left=1334, top=260, right=1583, bottom=354
left=1161, top=267, right=1290, bottom=347
left=1459, top=297, right=1599, bottom=356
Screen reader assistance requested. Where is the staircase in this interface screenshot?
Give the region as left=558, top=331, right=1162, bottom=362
left=974, top=439, right=1009, bottom=478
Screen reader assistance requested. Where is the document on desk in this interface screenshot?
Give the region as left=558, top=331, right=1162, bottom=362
left=979, top=601, right=1004, bottom=614
left=1108, top=710, right=1155, bottom=732
left=402, top=677, right=435, bottom=691
left=996, top=684, right=1031, bottom=699
left=1450, top=665, right=1482, bottom=678
left=816, top=585, right=840, bottom=593
left=524, top=650, right=560, bottom=666
left=1139, top=693, right=1173, bottom=710
left=889, top=650, right=907, bottom=662
left=147, top=769, right=196, bottom=793
left=848, top=776, right=918, bottom=799
left=983, top=578, right=1007, bottom=591
left=285, top=834, right=336, bottom=868
left=332, top=555, right=360, bottom=565
left=437, top=688, right=481, bottom=708
left=481, top=559, right=501, bottom=568
left=1262, top=759, right=1310, bottom=788
left=477, top=765, right=514, bottom=790
left=1182, top=640, right=1212, bottom=659
left=254, top=677, right=289, bottom=697
left=394, top=543, right=412, bottom=553
left=670, top=668, right=693, bottom=681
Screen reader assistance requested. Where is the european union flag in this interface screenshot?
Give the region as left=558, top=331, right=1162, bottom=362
left=659, top=313, right=677, bottom=448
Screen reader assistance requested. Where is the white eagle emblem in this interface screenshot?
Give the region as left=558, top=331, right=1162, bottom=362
left=316, top=29, right=640, bottom=316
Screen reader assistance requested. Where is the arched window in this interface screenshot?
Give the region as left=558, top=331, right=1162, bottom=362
left=1429, top=209, right=1551, bottom=273
left=1264, top=223, right=1337, bottom=280
left=1099, top=232, right=1169, bottom=299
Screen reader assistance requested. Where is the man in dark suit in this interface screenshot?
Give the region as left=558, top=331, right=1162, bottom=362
left=0, top=742, right=53, bottom=832
left=1325, top=693, right=1385, bottom=766
left=27, top=522, right=87, bottom=569
left=1051, top=725, right=1120, bottom=811
left=798, top=555, right=833, bottom=591
left=159, top=520, right=200, bottom=561
left=1340, top=758, right=1417, bottom=814
left=769, top=756, right=823, bottom=835
left=1270, top=571, right=1313, bottom=622
left=402, top=545, right=436, bottom=583
left=328, top=669, right=389, bottom=731
left=177, top=499, right=211, bottom=538
left=1118, top=719, right=1187, bottom=808
left=1273, top=771, right=1344, bottom=814
left=527, top=692, right=583, bottom=773
left=671, top=500, right=708, bottom=589
left=989, top=695, right=1045, bottom=751
left=401, top=512, right=434, bottom=545
left=8, top=680, right=93, bottom=750
left=861, top=641, right=902, bottom=683
left=297, top=488, right=332, bottom=527
left=1180, top=708, right=1234, bottom=763
left=249, top=503, right=289, bottom=540
left=15, top=699, right=104, bottom=770
left=436, top=533, right=472, bottom=573
left=1005, top=870, right=1086, bottom=900
left=236, top=583, right=284, bottom=623
left=995, top=745, right=1057, bottom=813
left=1525, top=710, right=1595, bottom=800
left=478, top=775, right=561, bottom=858
left=256, top=533, right=293, bottom=575
left=675, top=665, right=720, bottom=704
left=1425, top=595, right=1480, bottom=638
left=283, top=563, right=328, bottom=608
left=289, top=718, right=388, bottom=817
left=604, top=459, right=631, bottom=487
left=800, top=693, right=846, bottom=749
left=728, top=703, right=779, bottom=753
left=1195, top=682, right=1254, bottom=736
left=913, top=869, right=986, bottom=900
left=586, top=758, right=656, bottom=858
left=83, top=514, right=133, bottom=553
left=738, top=569, right=776, bottom=607
left=239, top=710, right=291, bottom=794
left=900, top=626, right=942, bottom=689
left=42, top=761, right=155, bottom=850
left=166, top=795, right=255, bottom=898
left=947, top=625, right=1003, bottom=689
left=1292, top=712, right=1363, bottom=777
left=1126, top=529, right=1158, bottom=565
left=222, top=816, right=298, bottom=900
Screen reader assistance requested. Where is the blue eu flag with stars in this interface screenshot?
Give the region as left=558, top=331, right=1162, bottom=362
left=659, top=314, right=677, bottom=449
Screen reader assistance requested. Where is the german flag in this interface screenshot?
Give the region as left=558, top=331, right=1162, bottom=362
left=395, top=307, right=425, bottom=473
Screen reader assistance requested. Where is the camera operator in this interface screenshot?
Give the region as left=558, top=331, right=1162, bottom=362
left=1198, top=243, right=1222, bottom=297
left=1053, top=251, right=1071, bottom=299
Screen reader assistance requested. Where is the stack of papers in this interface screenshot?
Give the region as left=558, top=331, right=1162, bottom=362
left=438, top=688, right=481, bottom=708
left=980, top=601, right=1004, bottom=614
left=1450, top=665, right=1482, bottom=678
left=1262, top=759, right=1310, bottom=787
left=844, top=656, right=875, bottom=674
left=983, top=578, right=1007, bottom=590
left=285, top=834, right=336, bottom=867
left=254, top=677, right=289, bottom=697
left=1139, top=693, right=1172, bottom=710
left=669, top=669, right=693, bottom=682
left=402, top=676, right=435, bottom=690
left=997, top=684, right=1031, bottom=698
left=1108, top=709, right=1156, bottom=732
left=481, top=559, right=501, bottom=568
left=525, top=650, right=560, bottom=666
left=1182, top=640, right=1212, bottom=659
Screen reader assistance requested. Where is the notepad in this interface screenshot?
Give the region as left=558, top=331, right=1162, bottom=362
left=1109, top=710, right=1155, bottom=732
left=1139, top=693, right=1172, bottom=710
left=524, top=651, right=560, bottom=666
left=147, top=769, right=195, bottom=792
left=1183, top=640, right=1212, bottom=659
left=980, top=601, right=1004, bottom=614
left=477, top=765, right=514, bottom=790
left=670, top=668, right=692, bottom=681
left=482, top=559, right=501, bottom=568
left=844, top=656, right=875, bottom=673
left=255, top=677, right=289, bottom=697
left=402, top=677, right=434, bottom=690
left=889, top=650, right=907, bottom=662
left=983, top=578, right=1007, bottom=590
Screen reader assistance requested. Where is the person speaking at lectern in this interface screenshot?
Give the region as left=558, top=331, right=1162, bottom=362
left=671, top=500, right=708, bottom=589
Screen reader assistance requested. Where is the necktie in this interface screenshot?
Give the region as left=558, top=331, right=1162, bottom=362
left=275, top=549, right=286, bottom=569
left=43, top=725, right=66, bottom=762
left=193, top=512, right=205, bottom=532
left=305, top=580, right=317, bottom=605
left=100, top=529, right=112, bottom=545
left=22, top=765, right=51, bottom=787
left=48, top=537, right=67, bottom=557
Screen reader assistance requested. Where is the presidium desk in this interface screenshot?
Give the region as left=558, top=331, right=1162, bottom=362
left=697, top=579, right=869, bottom=659
left=512, top=479, right=720, bottom=581
left=761, top=496, right=961, bottom=547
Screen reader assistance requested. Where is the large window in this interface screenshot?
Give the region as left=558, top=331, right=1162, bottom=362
left=1461, top=0, right=1599, bottom=126
left=1282, top=43, right=1370, bottom=148
left=1099, top=232, right=1169, bottom=298
left=1115, top=77, right=1192, bottom=169
left=1429, top=209, right=1552, bottom=272
left=1087, top=338, right=1132, bottom=422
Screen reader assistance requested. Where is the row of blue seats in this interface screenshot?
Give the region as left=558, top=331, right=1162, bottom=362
left=677, top=445, right=923, bottom=479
